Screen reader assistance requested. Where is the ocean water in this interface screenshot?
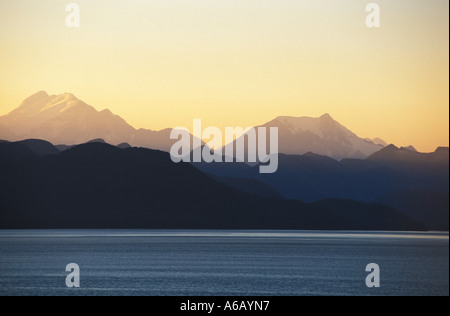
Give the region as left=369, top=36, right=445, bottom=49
left=0, top=230, right=448, bottom=296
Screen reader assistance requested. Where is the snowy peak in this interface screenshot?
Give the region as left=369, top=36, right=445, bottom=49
left=1, top=92, right=388, bottom=159
left=39, top=93, right=80, bottom=114
left=261, top=114, right=384, bottom=160
left=269, top=114, right=354, bottom=138
left=10, top=91, right=88, bottom=118
left=0, top=91, right=198, bottom=152
left=319, top=113, right=334, bottom=122
left=10, top=91, right=51, bottom=115
left=264, top=114, right=341, bottom=137
left=0, top=91, right=130, bottom=145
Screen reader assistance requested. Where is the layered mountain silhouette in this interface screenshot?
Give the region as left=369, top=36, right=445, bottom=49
left=0, top=140, right=424, bottom=230
left=0, top=92, right=386, bottom=159
left=15, top=139, right=60, bottom=156
left=365, top=137, right=388, bottom=147
left=199, top=145, right=449, bottom=200
left=196, top=145, right=449, bottom=230
left=375, top=190, right=449, bottom=231
left=367, top=144, right=448, bottom=168
left=0, top=92, right=447, bottom=231
left=0, top=91, right=198, bottom=152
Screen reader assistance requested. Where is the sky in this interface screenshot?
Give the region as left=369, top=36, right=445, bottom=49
left=0, top=0, right=448, bottom=152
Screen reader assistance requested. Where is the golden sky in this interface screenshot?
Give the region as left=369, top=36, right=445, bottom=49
left=0, top=0, right=448, bottom=152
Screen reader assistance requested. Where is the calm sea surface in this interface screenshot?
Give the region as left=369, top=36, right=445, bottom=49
left=0, top=230, right=448, bottom=296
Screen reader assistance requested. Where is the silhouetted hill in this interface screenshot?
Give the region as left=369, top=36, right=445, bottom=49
left=87, top=138, right=107, bottom=144
left=400, top=145, right=417, bottom=152
left=375, top=191, right=449, bottom=231
left=196, top=147, right=449, bottom=203
left=195, top=152, right=385, bottom=202
left=435, top=147, right=449, bottom=154
left=0, top=142, right=424, bottom=230
left=57, top=141, right=133, bottom=151
left=117, top=142, right=132, bottom=149
left=208, top=174, right=282, bottom=198
left=16, top=139, right=60, bottom=156
left=367, top=145, right=449, bottom=168
left=434, top=147, right=450, bottom=161
left=0, top=142, right=37, bottom=162
left=314, top=199, right=425, bottom=231
left=55, top=144, right=73, bottom=152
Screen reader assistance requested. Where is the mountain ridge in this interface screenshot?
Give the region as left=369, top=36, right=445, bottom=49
left=0, top=91, right=199, bottom=152
left=0, top=140, right=425, bottom=231
left=196, top=144, right=449, bottom=203
left=223, top=113, right=386, bottom=160
left=1, top=92, right=390, bottom=159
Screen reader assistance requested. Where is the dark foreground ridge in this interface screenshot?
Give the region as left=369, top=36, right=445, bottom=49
left=0, top=141, right=425, bottom=230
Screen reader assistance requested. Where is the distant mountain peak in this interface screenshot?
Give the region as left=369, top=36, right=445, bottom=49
left=384, top=144, right=399, bottom=151
left=368, top=144, right=420, bottom=161
left=0, top=91, right=198, bottom=152
left=32, top=91, right=49, bottom=98
left=367, top=143, right=449, bottom=168
left=100, top=109, right=113, bottom=115
left=365, top=137, right=388, bottom=147
left=20, top=91, right=49, bottom=102
left=117, top=142, right=132, bottom=149
left=87, top=138, right=106, bottom=144
left=16, top=139, right=60, bottom=156
left=274, top=113, right=335, bottom=122
left=400, top=145, right=417, bottom=152
left=52, top=92, right=77, bottom=100
left=435, top=147, right=449, bottom=154
left=260, top=114, right=384, bottom=160
left=319, top=113, right=333, bottom=120
left=9, top=91, right=85, bottom=117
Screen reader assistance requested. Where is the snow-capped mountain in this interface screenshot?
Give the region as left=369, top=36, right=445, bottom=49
left=0, top=92, right=386, bottom=159
left=258, top=114, right=385, bottom=160
left=0, top=91, right=189, bottom=151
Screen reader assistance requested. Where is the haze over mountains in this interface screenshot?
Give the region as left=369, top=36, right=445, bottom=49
left=0, top=92, right=387, bottom=159
left=0, top=91, right=182, bottom=152
left=194, top=144, right=449, bottom=230
left=260, top=115, right=384, bottom=159
left=0, top=92, right=448, bottom=231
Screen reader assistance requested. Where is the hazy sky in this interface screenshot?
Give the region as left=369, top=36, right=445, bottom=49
left=0, top=0, right=448, bottom=151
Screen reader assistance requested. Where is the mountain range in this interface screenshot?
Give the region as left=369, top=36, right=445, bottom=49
left=0, top=92, right=387, bottom=160
left=258, top=114, right=384, bottom=159
left=0, top=91, right=193, bottom=152
left=197, top=145, right=449, bottom=195
left=194, top=144, right=449, bottom=230
left=0, top=140, right=425, bottom=230
left=0, top=92, right=448, bottom=231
